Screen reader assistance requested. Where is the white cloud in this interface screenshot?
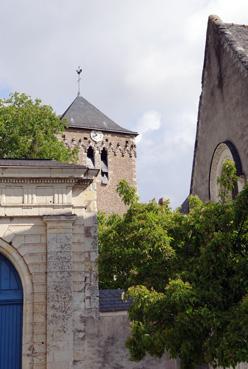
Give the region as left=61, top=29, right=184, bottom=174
left=135, top=111, right=161, bottom=143
left=0, top=0, right=247, bottom=207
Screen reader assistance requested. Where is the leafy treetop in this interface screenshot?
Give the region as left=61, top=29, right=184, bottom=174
left=98, top=180, right=175, bottom=291
left=0, top=92, right=77, bottom=161
left=217, top=159, right=238, bottom=203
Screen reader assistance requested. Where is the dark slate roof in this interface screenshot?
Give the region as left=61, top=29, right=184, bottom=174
left=0, top=159, right=87, bottom=169
left=99, top=289, right=132, bottom=313
left=61, top=95, right=137, bottom=136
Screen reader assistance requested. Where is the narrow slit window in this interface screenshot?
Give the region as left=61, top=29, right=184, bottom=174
left=101, top=148, right=108, bottom=184
left=86, top=146, right=95, bottom=168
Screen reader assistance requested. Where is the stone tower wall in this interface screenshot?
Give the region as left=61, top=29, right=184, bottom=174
left=63, top=129, right=137, bottom=214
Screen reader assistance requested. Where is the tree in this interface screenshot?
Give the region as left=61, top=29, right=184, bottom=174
left=0, top=92, right=77, bottom=161
left=99, top=164, right=248, bottom=369
left=126, top=162, right=248, bottom=369
left=217, top=159, right=238, bottom=203
left=98, top=180, right=175, bottom=290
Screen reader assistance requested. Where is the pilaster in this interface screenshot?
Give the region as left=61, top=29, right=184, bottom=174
left=44, top=215, right=76, bottom=369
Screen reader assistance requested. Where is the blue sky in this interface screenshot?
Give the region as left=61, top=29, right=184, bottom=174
left=1, top=0, right=248, bottom=207
left=0, top=87, right=10, bottom=99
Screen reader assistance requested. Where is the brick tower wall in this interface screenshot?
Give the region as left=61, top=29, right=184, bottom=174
left=63, top=129, right=137, bottom=214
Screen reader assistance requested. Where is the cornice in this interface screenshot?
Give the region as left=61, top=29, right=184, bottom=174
left=0, top=177, right=93, bottom=185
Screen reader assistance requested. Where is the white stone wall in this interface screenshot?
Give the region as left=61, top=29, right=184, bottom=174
left=0, top=162, right=98, bottom=369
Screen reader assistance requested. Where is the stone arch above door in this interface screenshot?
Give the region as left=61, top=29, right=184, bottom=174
left=209, top=141, right=245, bottom=202
left=0, top=237, right=33, bottom=369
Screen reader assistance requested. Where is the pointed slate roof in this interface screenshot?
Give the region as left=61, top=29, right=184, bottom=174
left=61, top=95, right=137, bottom=136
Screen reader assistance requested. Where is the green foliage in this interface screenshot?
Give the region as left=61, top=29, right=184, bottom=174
left=99, top=173, right=248, bottom=369
left=217, top=159, right=238, bottom=203
left=116, top=179, right=139, bottom=205
left=98, top=182, right=175, bottom=290
left=0, top=92, right=77, bottom=161
left=127, top=190, right=248, bottom=369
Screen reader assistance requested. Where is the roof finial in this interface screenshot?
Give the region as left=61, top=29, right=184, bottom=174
left=76, top=66, right=83, bottom=96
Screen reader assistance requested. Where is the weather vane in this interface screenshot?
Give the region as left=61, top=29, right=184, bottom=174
left=76, top=66, right=83, bottom=96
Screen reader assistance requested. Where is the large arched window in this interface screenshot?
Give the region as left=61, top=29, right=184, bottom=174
left=209, top=141, right=245, bottom=201
left=101, top=148, right=109, bottom=184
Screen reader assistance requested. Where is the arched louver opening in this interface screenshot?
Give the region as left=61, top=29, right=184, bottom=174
left=86, top=146, right=95, bottom=168
left=101, top=148, right=109, bottom=184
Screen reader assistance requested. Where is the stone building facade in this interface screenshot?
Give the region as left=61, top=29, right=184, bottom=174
left=0, top=159, right=178, bottom=369
left=61, top=95, right=137, bottom=214
left=191, top=15, right=248, bottom=200
left=0, top=159, right=99, bottom=369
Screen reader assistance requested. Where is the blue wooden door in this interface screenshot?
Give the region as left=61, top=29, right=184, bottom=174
left=0, top=254, right=23, bottom=369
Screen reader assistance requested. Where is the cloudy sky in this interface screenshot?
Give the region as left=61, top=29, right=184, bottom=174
left=1, top=0, right=248, bottom=207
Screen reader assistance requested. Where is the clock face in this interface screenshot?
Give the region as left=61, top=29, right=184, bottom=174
left=91, top=130, right=104, bottom=142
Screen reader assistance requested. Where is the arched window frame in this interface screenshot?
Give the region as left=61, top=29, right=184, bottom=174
left=209, top=141, right=245, bottom=201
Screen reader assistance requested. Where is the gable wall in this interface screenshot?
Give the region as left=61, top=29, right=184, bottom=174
left=191, top=20, right=248, bottom=200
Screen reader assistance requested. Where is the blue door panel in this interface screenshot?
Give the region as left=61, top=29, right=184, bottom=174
left=0, top=304, right=23, bottom=369
left=0, top=256, right=21, bottom=291
left=0, top=255, right=23, bottom=369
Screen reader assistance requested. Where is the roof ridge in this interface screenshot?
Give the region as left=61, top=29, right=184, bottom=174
left=209, top=14, right=223, bottom=25
left=209, top=15, right=248, bottom=76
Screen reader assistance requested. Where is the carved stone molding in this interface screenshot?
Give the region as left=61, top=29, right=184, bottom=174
left=0, top=177, right=92, bottom=185
left=62, top=135, right=137, bottom=158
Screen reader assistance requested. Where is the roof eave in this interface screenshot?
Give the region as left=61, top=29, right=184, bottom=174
left=67, top=125, right=138, bottom=136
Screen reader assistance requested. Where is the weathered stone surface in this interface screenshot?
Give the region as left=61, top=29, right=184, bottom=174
left=191, top=16, right=248, bottom=200
left=98, top=312, right=179, bottom=369
left=44, top=216, right=75, bottom=369
left=0, top=161, right=98, bottom=369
